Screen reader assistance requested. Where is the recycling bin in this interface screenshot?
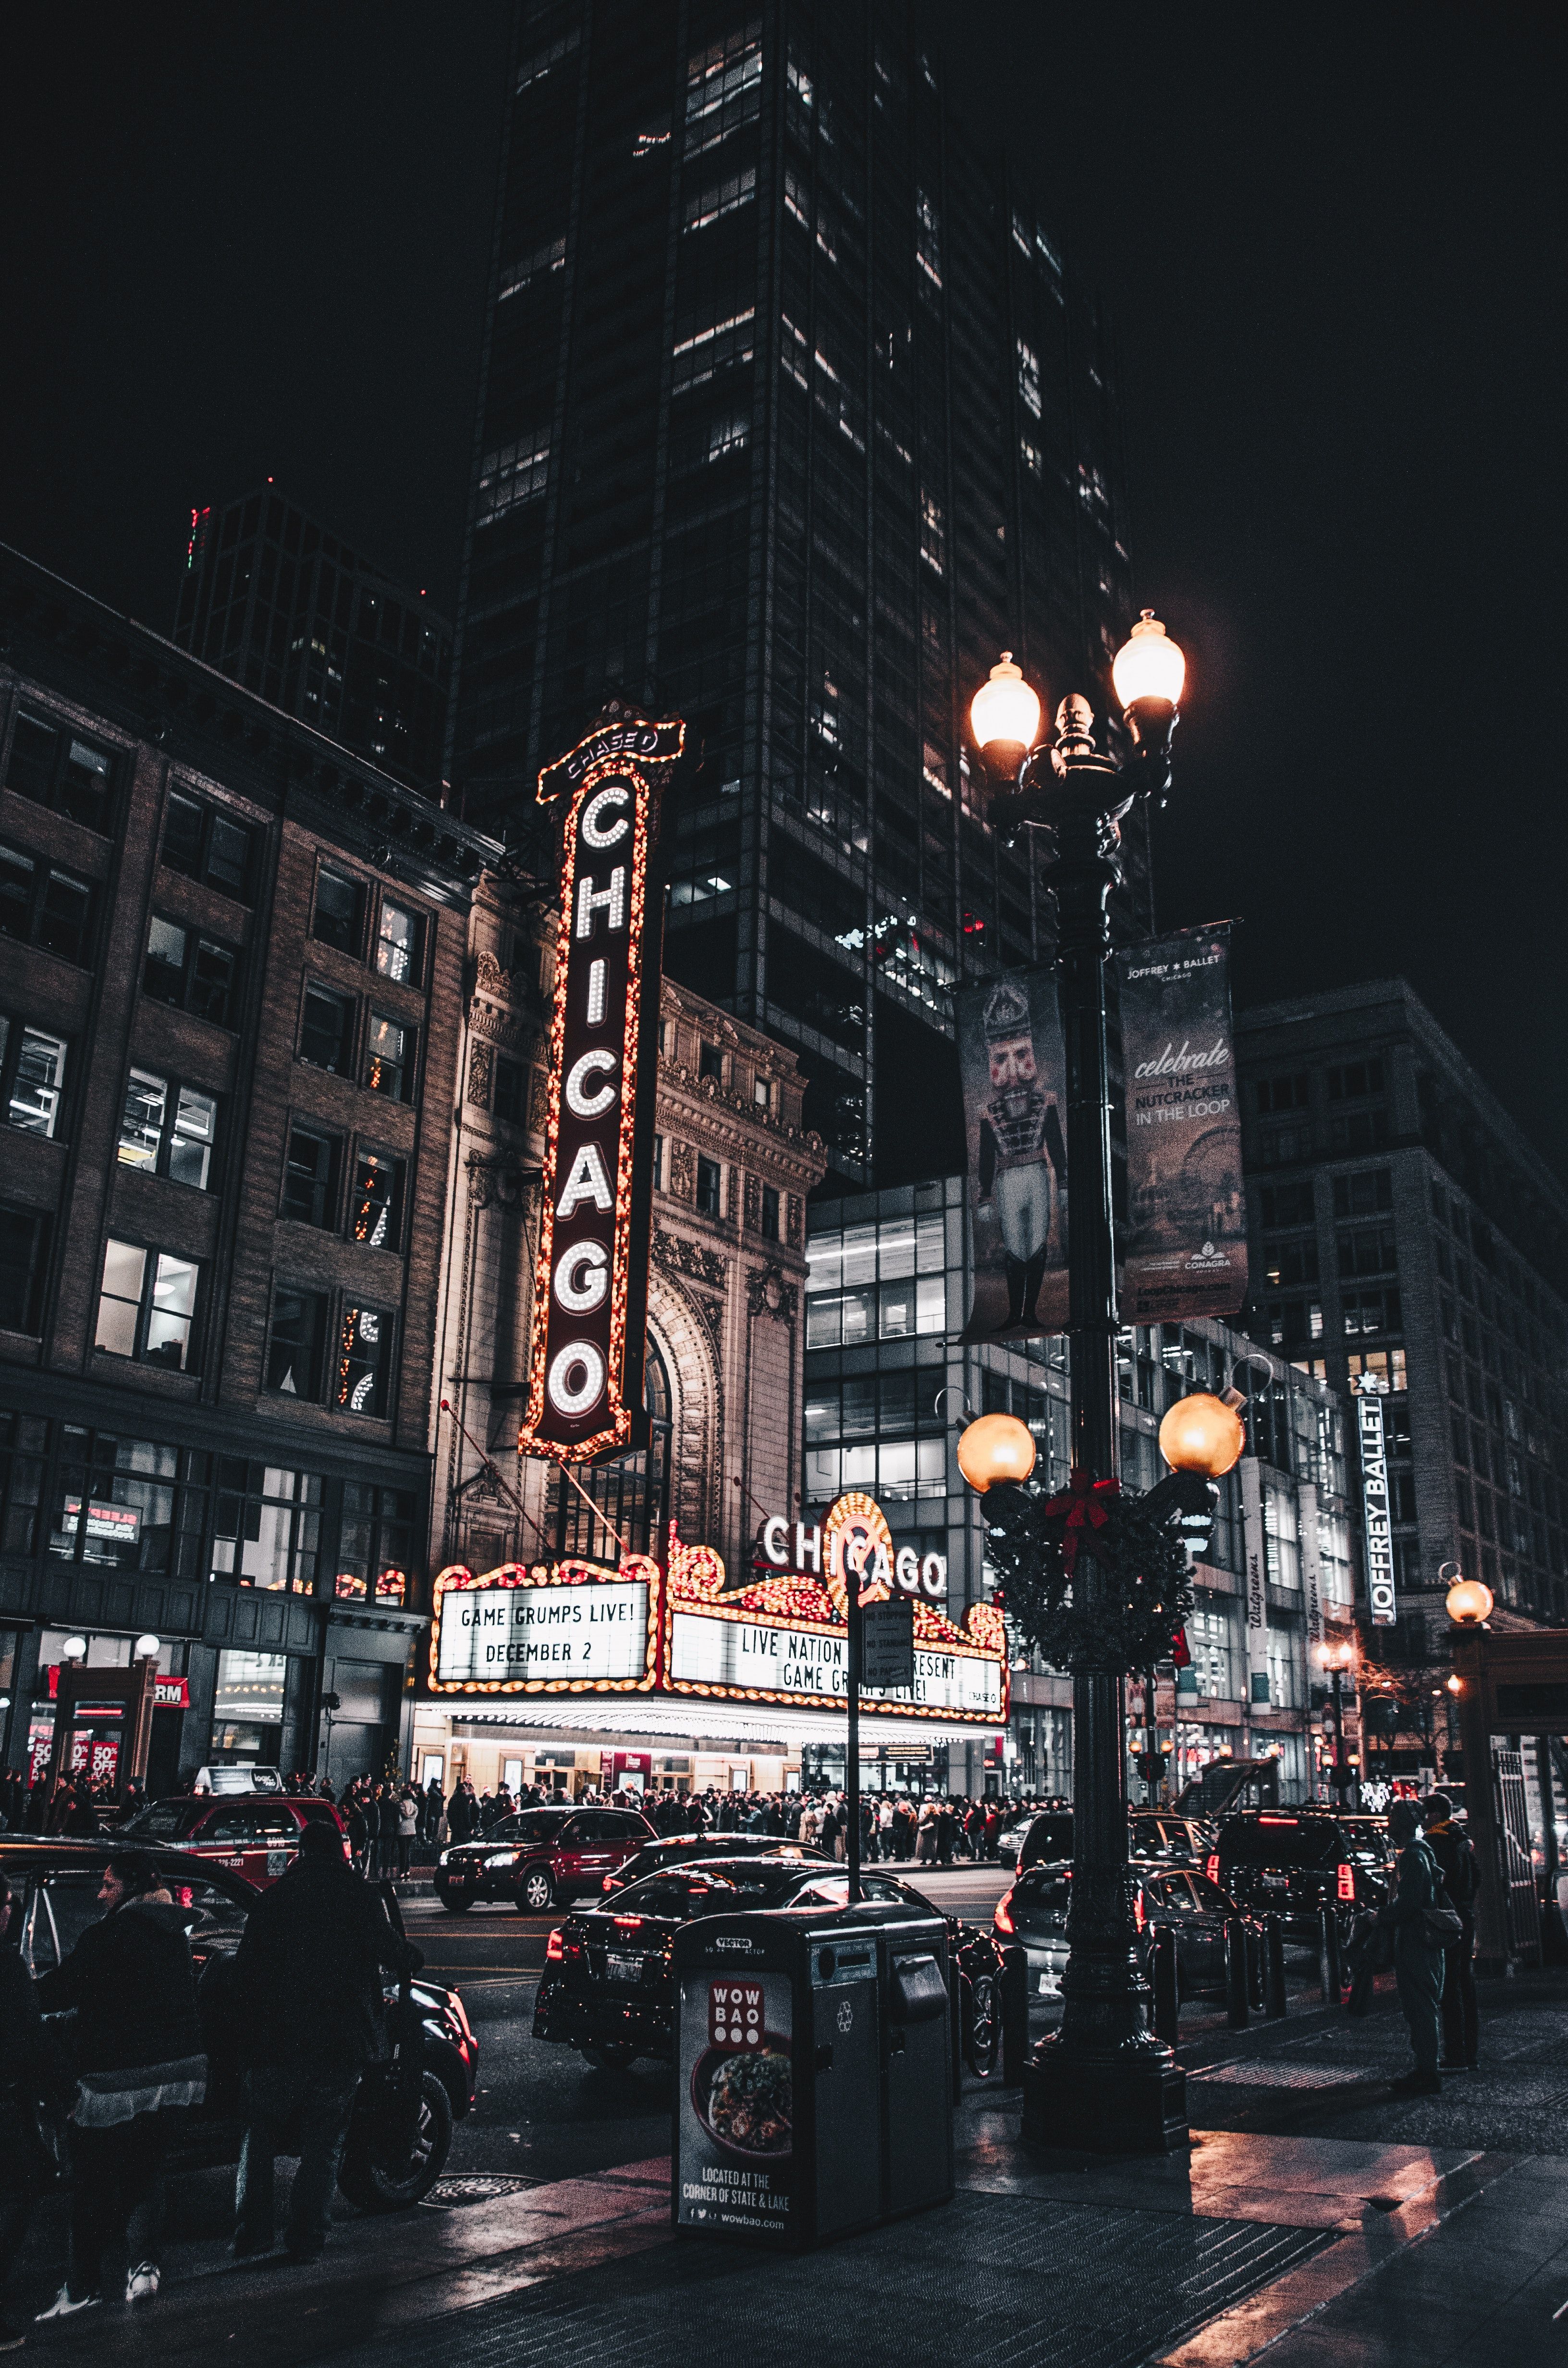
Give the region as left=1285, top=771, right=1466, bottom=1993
left=672, top=1899, right=953, bottom=2249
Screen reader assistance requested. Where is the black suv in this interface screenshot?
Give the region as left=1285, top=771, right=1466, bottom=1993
left=1, top=1837, right=476, bottom=2209
left=1212, top=1810, right=1394, bottom=1941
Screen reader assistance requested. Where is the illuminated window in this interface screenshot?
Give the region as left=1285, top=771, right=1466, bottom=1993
left=143, top=916, right=238, bottom=1027
left=1017, top=340, right=1041, bottom=417
left=476, top=434, right=550, bottom=525
left=915, top=191, right=942, bottom=287
left=338, top=1481, right=416, bottom=1604
left=498, top=234, right=566, bottom=296
left=117, top=1070, right=218, bottom=1189
left=684, top=168, right=754, bottom=232
left=336, top=1303, right=394, bottom=1418
left=919, top=491, right=946, bottom=574
left=212, top=1473, right=321, bottom=1596
left=6, top=710, right=117, bottom=834
left=348, top=1148, right=404, bottom=1251
left=2, top=1020, right=67, bottom=1139
left=95, top=1240, right=199, bottom=1370
left=375, top=899, right=423, bottom=983
left=365, top=1013, right=415, bottom=1101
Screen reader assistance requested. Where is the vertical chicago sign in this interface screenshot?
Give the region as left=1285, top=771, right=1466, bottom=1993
left=519, top=713, right=685, bottom=1464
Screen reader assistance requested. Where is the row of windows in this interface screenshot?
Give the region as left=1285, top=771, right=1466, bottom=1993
left=1253, top=1059, right=1385, bottom=1115
left=0, top=1414, right=413, bottom=1603
left=300, top=982, right=417, bottom=1101
left=7, top=714, right=266, bottom=911
left=312, top=866, right=424, bottom=984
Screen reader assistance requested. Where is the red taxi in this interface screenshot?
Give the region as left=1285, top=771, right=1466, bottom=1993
left=120, top=1792, right=348, bottom=1886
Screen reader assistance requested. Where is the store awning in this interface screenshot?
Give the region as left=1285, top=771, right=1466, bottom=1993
left=413, top=1694, right=999, bottom=1751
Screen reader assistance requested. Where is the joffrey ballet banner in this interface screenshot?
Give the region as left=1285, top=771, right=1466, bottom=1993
left=1116, top=927, right=1248, bottom=1323
left=958, top=969, right=1069, bottom=1340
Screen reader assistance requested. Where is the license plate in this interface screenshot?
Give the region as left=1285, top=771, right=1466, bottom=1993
left=1038, top=1971, right=1061, bottom=1996
left=607, top=1952, right=645, bottom=1983
left=1262, top=1875, right=1288, bottom=1888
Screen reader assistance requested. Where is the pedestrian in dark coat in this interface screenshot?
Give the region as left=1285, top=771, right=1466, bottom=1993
left=1381, top=1799, right=1447, bottom=2095
left=231, top=1821, right=419, bottom=2261
left=446, top=1781, right=476, bottom=1844
left=1, top=1874, right=56, bottom=2345
left=33, top=1853, right=206, bottom=2319
left=1422, top=1792, right=1481, bottom=2069
left=421, top=1777, right=443, bottom=1845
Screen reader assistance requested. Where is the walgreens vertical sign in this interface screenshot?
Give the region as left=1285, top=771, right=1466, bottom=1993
left=519, top=714, right=684, bottom=1464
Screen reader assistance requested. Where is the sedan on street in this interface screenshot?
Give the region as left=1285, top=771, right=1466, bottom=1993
left=993, top=1858, right=1241, bottom=2002
left=436, top=1804, right=656, bottom=1912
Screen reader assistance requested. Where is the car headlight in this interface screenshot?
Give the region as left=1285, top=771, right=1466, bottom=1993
left=487, top=1850, right=517, bottom=1869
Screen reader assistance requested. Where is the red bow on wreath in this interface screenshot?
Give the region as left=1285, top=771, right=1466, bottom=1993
left=1041, top=1468, right=1121, bottom=1574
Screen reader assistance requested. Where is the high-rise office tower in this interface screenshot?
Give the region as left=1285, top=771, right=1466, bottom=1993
left=174, top=488, right=452, bottom=791
left=449, top=0, right=1148, bottom=1192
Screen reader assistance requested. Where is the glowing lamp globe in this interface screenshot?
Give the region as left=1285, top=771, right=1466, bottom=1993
left=1446, top=1576, right=1493, bottom=1626
left=970, top=652, right=1041, bottom=756
left=956, top=1412, right=1037, bottom=1493
left=1112, top=610, right=1186, bottom=711
left=1158, top=1392, right=1245, bottom=1479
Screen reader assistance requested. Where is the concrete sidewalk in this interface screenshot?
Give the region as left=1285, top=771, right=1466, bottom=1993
left=14, top=1970, right=1568, bottom=2368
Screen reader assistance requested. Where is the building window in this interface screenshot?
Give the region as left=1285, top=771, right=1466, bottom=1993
left=161, top=790, right=256, bottom=900
left=336, top=1481, right=416, bottom=1603
left=652, top=1134, right=665, bottom=1191
left=281, top=1125, right=340, bottom=1227
left=761, top=1184, right=780, bottom=1241
left=697, top=1156, right=723, bottom=1217
left=1255, top=1073, right=1310, bottom=1113
left=0, top=841, right=94, bottom=965
left=365, top=1012, right=415, bottom=1100
left=699, top=1042, right=724, bottom=1084
left=5, top=710, right=117, bottom=834
left=1343, top=1287, right=1402, bottom=1337
left=336, top=1302, right=394, bottom=1416
left=1337, top=1226, right=1397, bottom=1280
left=1017, top=339, right=1041, bottom=416
left=1332, top=1168, right=1392, bottom=1217
left=805, top=1210, right=945, bottom=1345
left=0, top=1203, right=51, bottom=1335
left=475, top=434, right=551, bottom=525
left=299, top=983, right=355, bottom=1074
left=1, top=1018, right=67, bottom=1137
left=94, top=1239, right=199, bottom=1370
left=143, top=916, right=239, bottom=1026
left=46, top=1426, right=208, bottom=1577
left=265, top=1285, right=328, bottom=1397
left=1259, top=1181, right=1315, bottom=1227
left=493, top=1056, right=527, bottom=1125
left=313, top=868, right=366, bottom=956
left=919, top=491, right=946, bottom=574
left=211, top=1464, right=322, bottom=1593
left=375, top=899, right=423, bottom=982
left=347, top=1149, right=404, bottom=1250
left=1328, top=1059, right=1384, bottom=1099
left=117, top=1070, right=218, bottom=1189
left=1328, top=1109, right=1388, bottom=1153
left=753, top=1074, right=772, bottom=1111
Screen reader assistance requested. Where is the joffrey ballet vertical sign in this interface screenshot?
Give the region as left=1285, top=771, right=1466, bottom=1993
left=520, top=712, right=684, bottom=1463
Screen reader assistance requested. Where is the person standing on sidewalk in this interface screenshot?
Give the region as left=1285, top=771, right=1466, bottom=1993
left=1, top=1875, right=57, bottom=2348
left=231, top=1819, right=419, bottom=2263
left=395, top=1788, right=418, bottom=1878
left=33, top=1854, right=206, bottom=2320
left=1422, top=1792, right=1480, bottom=2070
left=1381, top=1798, right=1446, bottom=2097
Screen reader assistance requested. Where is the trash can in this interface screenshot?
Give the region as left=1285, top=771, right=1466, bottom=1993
left=673, top=1898, right=953, bottom=2248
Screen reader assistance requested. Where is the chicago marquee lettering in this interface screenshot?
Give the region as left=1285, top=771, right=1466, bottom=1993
left=519, top=715, right=685, bottom=1463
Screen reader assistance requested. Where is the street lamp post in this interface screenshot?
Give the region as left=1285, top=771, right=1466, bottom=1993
left=1317, top=1639, right=1357, bottom=1808
left=968, top=617, right=1187, bottom=2155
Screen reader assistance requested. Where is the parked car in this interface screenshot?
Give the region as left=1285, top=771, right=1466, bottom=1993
left=119, top=1793, right=349, bottom=1887
left=993, top=1857, right=1241, bottom=2001
left=1211, top=1809, right=1394, bottom=1941
left=1, top=1836, right=476, bottom=2209
left=1127, top=1813, right=1213, bottom=1865
left=998, top=1811, right=1075, bottom=1871
left=534, top=1855, right=1007, bottom=2078
left=600, top=1833, right=831, bottom=1896
left=436, top=1804, right=657, bottom=1912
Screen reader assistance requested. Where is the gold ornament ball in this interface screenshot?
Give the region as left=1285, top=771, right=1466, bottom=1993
left=1157, top=1392, right=1246, bottom=1478
left=956, top=1412, right=1037, bottom=1492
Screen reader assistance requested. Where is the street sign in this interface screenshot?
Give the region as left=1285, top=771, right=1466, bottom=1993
left=860, top=1595, right=915, bottom=1690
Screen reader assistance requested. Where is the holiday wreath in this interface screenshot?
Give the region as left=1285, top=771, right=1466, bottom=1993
left=983, top=1468, right=1195, bottom=1673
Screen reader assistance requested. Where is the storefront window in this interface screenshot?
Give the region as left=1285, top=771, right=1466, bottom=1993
left=210, top=1649, right=287, bottom=1763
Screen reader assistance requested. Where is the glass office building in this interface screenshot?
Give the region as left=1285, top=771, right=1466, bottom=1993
left=449, top=0, right=1150, bottom=1190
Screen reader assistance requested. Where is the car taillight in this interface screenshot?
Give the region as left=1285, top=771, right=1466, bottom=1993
left=994, top=1890, right=1015, bottom=1936
left=613, top=1914, right=643, bottom=1931
left=602, top=1874, right=619, bottom=1893
left=545, top=1927, right=565, bottom=1962
left=1336, top=1863, right=1355, bottom=1902
left=1133, top=1887, right=1146, bottom=1935
left=1206, top=1854, right=1220, bottom=1886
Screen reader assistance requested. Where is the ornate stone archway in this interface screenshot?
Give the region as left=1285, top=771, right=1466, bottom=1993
left=647, top=1267, right=723, bottom=1552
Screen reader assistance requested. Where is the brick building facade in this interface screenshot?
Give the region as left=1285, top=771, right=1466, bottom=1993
left=0, top=543, right=498, bottom=1795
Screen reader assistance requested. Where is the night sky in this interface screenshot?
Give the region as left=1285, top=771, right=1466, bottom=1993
left=3, top=6, right=1565, bottom=1174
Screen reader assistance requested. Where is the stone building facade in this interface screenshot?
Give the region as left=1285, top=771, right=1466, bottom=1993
left=0, top=542, right=499, bottom=1795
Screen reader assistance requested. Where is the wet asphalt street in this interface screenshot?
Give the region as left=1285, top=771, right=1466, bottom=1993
left=415, top=1862, right=1014, bottom=2184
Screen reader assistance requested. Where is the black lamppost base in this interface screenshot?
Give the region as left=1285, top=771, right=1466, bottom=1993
left=1021, top=2038, right=1189, bottom=2156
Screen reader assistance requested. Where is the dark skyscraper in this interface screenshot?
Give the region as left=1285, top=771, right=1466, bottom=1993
left=449, top=0, right=1147, bottom=1192
left=174, top=488, right=452, bottom=791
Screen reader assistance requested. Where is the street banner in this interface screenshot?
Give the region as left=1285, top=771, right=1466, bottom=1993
left=1299, top=1478, right=1324, bottom=1656
left=1117, top=928, right=1247, bottom=1322
left=1240, top=1454, right=1271, bottom=1708
left=1355, top=1375, right=1396, bottom=1625
left=957, top=969, right=1068, bottom=1339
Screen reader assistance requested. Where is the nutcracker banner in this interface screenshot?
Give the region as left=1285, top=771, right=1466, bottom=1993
left=958, top=968, right=1068, bottom=1340
left=1117, top=927, right=1247, bottom=1323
